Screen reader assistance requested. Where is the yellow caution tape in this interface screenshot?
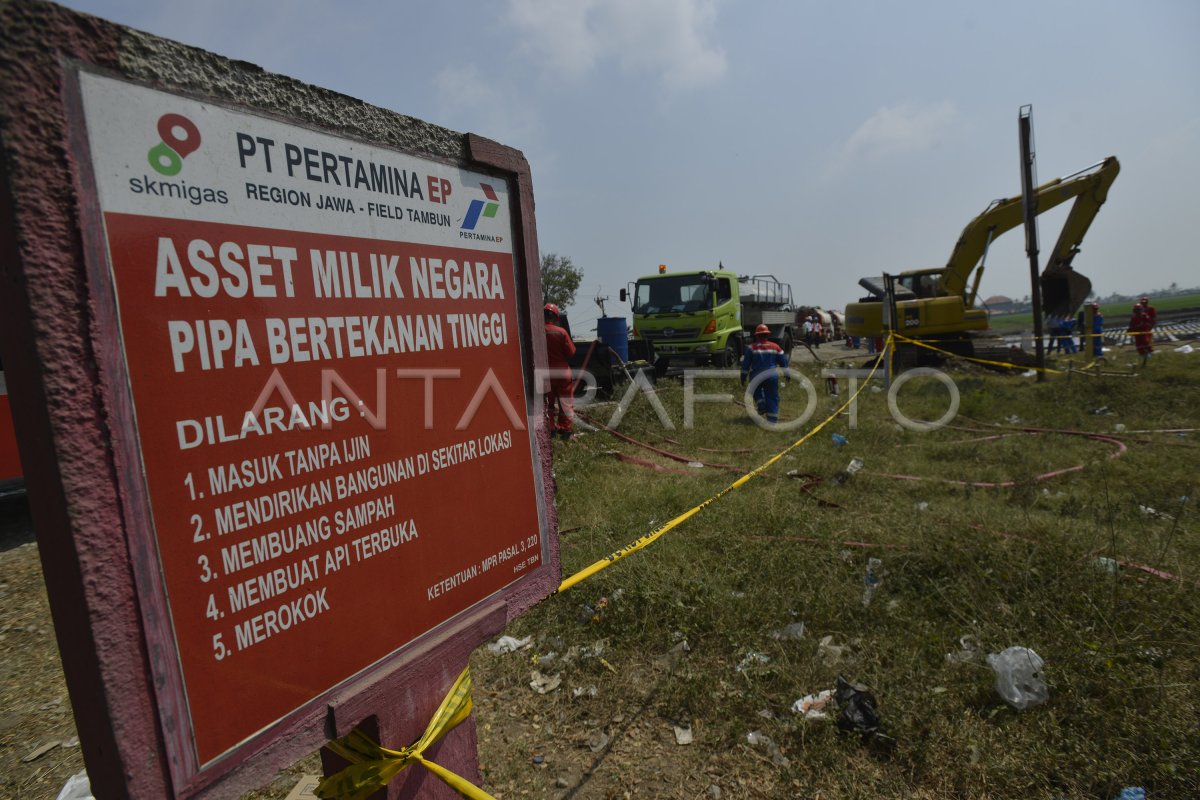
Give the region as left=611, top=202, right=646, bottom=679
left=317, top=667, right=494, bottom=800
left=315, top=339, right=890, bottom=799
left=314, top=318, right=1188, bottom=798
left=557, top=337, right=888, bottom=593
left=890, top=333, right=1070, bottom=375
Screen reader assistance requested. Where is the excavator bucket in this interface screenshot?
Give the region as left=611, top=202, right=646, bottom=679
left=1039, top=265, right=1091, bottom=318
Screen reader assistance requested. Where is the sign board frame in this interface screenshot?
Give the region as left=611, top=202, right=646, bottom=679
left=0, top=3, right=561, bottom=797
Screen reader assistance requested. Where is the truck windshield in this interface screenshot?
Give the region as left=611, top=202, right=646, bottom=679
left=633, top=276, right=711, bottom=314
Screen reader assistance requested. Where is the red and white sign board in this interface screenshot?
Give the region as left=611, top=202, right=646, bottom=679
left=75, top=71, right=547, bottom=776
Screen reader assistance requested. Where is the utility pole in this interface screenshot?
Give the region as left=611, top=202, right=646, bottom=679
left=881, top=272, right=897, bottom=388
left=1019, top=105, right=1047, bottom=382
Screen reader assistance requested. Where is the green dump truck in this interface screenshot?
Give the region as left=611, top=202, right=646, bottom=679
left=620, top=265, right=796, bottom=372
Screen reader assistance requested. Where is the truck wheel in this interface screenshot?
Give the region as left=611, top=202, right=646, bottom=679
left=714, top=341, right=738, bottom=369
left=782, top=332, right=793, bottom=354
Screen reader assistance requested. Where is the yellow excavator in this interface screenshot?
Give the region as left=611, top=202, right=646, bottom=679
left=844, top=156, right=1120, bottom=352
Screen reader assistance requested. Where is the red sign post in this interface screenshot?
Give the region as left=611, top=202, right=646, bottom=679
left=0, top=3, right=559, bottom=797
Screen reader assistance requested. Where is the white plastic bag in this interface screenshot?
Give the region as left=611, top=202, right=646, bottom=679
left=986, top=646, right=1049, bottom=710
left=56, top=771, right=94, bottom=800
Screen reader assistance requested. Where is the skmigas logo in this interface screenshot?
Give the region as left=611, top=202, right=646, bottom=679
left=461, top=184, right=499, bottom=230
left=132, top=111, right=228, bottom=206
left=147, top=113, right=202, bottom=176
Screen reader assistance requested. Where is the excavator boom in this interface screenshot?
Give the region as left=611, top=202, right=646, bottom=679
left=941, top=156, right=1120, bottom=316
left=844, top=155, right=1120, bottom=342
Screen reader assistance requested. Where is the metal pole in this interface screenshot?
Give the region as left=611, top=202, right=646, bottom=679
left=882, top=272, right=896, bottom=388
left=1019, top=105, right=1046, bottom=382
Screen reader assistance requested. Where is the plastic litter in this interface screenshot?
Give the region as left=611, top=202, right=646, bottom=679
left=945, top=635, right=981, bottom=664
left=654, top=639, right=691, bottom=670
left=21, top=741, right=59, bottom=762
left=586, top=730, right=610, bottom=753
left=1116, top=788, right=1146, bottom=800
left=55, top=772, right=94, bottom=800
left=736, top=650, right=771, bottom=673
left=1093, top=556, right=1119, bottom=575
left=914, top=501, right=929, bottom=511
left=745, top=731, right=789, bottom=766
left=571, top=686, right=598, bottom=699
left=986, top=646, right=1049, bottom=710
left=862, top=557, right=883, bottom=607
left=834, top=457, right=865, bottom=484
left=673, top=724, right=694, bottom=745
left=487, top=635, right=533, bottom=654
left=791, top=689, right=835, bottom=720
left=529, top=670, right=562, bottom=694
left=834, top=676, right=894, bottom=748
left=831, top=433, right=848, bottom=448
left=1113, top=423, right=1126, bottom=433
left=1006, top=414, right=1022, bottom=424
left=818, top=635, right=849, bottom=667
left=687, top=461, right=705, bottom=469
left=768, top=621, right=807, bottom=641
left=1176, top=344, right=1194, bottom=354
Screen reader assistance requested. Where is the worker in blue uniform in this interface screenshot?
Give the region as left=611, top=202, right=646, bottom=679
left=741, top=324, right=789, bottom=423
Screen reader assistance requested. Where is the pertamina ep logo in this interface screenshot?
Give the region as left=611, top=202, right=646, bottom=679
left=458, top=183, right=503, bottom=243
left=131, top=112, right=228, bottom=206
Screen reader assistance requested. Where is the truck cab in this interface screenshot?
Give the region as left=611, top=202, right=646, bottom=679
left=624, top=267, right=744, bottom=369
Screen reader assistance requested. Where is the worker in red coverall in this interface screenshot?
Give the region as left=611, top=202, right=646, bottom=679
left=543, top=303, right=577, bottom=439
left=1130, top=295, right=1157, bottom=365
left=741, top=324, right=789, bottom=424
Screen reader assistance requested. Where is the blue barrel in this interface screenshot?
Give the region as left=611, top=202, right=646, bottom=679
left=596, top=316, right=629, bottom=362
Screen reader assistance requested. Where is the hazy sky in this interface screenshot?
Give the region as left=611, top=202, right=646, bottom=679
left=61, top=0, right=1200, bottom=332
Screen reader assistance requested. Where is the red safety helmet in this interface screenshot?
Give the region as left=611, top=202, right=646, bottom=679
left=543, top=302, right=560, bottom=321
left=755, top=323, right=770, bottom=336
left=1140, top=296, right=1150, bottom=305
left=1091, top=302, right=1100, bottom=309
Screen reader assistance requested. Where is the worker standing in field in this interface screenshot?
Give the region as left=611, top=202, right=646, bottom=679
left=1089, top=303, right=1105, bottom=358
left=543, top=303, right=577, bottom=439
left=1130, top=296, right=1157, bottom=365
left=741, top=324, right=788, bottom=424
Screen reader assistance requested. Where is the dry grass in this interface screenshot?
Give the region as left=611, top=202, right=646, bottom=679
left=472, top=346, right=1200, bottom=799
left=3, top=345, right=1197, bottom=799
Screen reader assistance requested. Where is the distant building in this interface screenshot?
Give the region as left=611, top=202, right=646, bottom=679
left=984, top=295, right=1015, bottom=314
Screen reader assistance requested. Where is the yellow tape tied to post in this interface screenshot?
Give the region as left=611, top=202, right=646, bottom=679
left=317, top=667, right=496, bottom=800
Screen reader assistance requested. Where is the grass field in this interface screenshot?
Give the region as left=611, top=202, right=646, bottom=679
left=469, top=344, right=1200, bottom=798
left=988, top=292, right=1200, bottom=334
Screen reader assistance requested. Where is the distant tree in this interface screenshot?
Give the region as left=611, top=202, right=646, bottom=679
left=540, top=253, right=583, bottom=309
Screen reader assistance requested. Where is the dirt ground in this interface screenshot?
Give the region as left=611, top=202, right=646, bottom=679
left=0, top=495, right=84, bottom=800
